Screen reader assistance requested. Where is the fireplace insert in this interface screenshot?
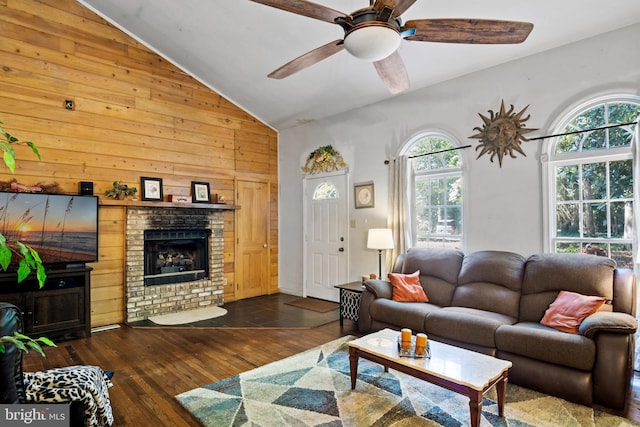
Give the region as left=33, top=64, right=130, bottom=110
left=143, top=229, right=210, bottom=286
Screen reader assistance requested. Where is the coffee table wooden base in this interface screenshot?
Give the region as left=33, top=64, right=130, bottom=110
left=349, top=346, right=508, bottom=427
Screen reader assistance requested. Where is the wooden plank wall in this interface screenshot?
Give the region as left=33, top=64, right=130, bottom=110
left=0, top=0, right=279, bottom=326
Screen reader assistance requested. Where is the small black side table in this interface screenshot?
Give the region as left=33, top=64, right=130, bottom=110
left=334, top=281, right=365, bottom=327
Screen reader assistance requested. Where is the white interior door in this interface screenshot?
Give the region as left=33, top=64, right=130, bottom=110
left=303, top=172, right=348, bottom=302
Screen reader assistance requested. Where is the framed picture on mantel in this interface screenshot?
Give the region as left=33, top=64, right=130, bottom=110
left=191, top=181, right=211, bottom=203
left=141, top=177, right=163, bottom=201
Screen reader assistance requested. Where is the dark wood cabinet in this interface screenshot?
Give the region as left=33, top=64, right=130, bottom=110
left=0, top=266, right=92, bottom=340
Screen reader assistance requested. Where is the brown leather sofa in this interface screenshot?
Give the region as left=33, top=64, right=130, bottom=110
left=358, top=248, right=638, bottom=410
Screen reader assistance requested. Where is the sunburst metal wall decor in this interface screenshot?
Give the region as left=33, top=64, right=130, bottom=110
left=470, top=100, right=538, bottom=167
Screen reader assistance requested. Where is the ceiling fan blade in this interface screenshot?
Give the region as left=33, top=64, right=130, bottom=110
left=268, top=39, right=345, bottom=79
left=373, top=0, right=417, bottom=18
left=373, top=51, right=409, bottom=94
left=249, top=0, right=345, bottom=24
left=404, top=19, right=533, bottom=44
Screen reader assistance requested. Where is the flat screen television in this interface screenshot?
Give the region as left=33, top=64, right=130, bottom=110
left=0, top=191, right=99, bottom=269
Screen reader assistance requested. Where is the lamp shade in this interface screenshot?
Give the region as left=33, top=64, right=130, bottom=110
left=367, top=228, right=394, bottom=250
left=343, top=25, right=401, bottom=62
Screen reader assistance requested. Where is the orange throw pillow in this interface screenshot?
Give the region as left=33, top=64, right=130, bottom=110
left=388, top=270, right=428, bottom=302
left=540, top=290, right=606, bottom=334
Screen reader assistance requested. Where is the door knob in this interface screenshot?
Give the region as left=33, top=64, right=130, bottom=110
left=263, top=244, right=268, bottom=248
left=338, top=247, right=344, bottom=252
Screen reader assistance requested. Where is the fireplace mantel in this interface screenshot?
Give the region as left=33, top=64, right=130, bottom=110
left=100, top=199, right=238, bottom=210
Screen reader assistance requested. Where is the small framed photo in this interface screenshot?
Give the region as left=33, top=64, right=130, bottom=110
left=191, top=181, right=211, bottom=203
left=354, top=182, right=374, bottom=209
left=141, top=177, right=163, bottom=201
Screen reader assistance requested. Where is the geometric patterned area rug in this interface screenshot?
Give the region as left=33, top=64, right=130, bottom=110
left=176, top=336, right=638, bottom=426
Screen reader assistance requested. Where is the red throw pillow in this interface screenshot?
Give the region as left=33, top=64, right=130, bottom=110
left=540, top=290, right=606, bottom=334
left=388, top=270, right=428, bottom=302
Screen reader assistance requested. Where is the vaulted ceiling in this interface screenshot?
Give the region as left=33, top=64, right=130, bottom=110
left=78, top=0, right=640, bottom=130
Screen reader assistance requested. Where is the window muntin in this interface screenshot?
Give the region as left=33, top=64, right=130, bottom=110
left=555, top=102, right=639, bottom=154
left=550, top=99, right=638, bottom=268
left=407, top=134, right=462, bottom=249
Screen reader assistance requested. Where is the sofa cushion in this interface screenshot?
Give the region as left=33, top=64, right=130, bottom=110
left=520, top=253, right=615, bottom=323
left=424, top=306, right=516, bottom=348
left=495, top=322, right=596, bottom=371
left=369, top=299, right=439, bottom=333
left=402, top=248, right=463, bottom=306
left=388, top=271, right=428, bottom=302
left=540, top=291, right=607, bottom=334
left=452, top=250, right=526, bottom=318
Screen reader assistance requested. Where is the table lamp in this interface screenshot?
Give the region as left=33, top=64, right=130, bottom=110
left=367, top=228, right=394, bottom=279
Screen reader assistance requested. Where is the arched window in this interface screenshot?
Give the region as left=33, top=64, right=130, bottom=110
left=406, top=132, right=463, bottom=249
left=313, top=182, right=338, bottom=200
left=546, top=96, right=639, bottom=267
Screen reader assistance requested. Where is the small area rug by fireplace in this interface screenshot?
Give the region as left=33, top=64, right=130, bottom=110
left=148, top=306, right=227, bottom=325
left=284, top=297, right=339, bottom=313
left=175, top=336, right=631, bottom=426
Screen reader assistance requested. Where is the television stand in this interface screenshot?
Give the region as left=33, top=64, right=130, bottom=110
left=0, top=266, right=92, bottom=340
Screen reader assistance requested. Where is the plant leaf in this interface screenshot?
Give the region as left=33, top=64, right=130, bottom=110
left=28, top=245, right=42, bottom=263
left=0, top=244, right=11, bottom=271
left=37, top=336, right=56, bottom=347
left=3, top=150, right=15, bottom=173
left=36, top=264, right=47, bottom=288
left=16, top=259, right=31, bottom=283
left=3, top=336, right=28, bottom=352
left=25, top=141, right=41, bottom=159
left=25, top=341, right=45, bottom=357
left=1, top=333, right=55, bottom=358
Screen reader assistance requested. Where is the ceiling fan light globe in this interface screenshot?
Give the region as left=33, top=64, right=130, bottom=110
left=344, top=25, right=401, bottom=62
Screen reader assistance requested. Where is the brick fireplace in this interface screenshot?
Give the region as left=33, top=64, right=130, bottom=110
left=125, top=206, right=225, bottom=323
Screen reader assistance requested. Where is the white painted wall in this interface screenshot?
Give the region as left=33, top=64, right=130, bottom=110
left=278, top=24, right=640, bottom=295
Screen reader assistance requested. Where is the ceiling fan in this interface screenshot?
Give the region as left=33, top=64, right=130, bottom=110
left=250, top=0, right=534, bottom=94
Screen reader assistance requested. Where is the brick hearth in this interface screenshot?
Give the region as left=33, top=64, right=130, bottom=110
left=125, top=206, right=225, bottom=323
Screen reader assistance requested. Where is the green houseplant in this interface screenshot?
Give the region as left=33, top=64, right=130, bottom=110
left=104, top=180, right=137, bottom=199
left=0, top=120, right=54, bottom=356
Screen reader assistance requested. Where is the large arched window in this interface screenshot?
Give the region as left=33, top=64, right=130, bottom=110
left=406, top=132, right=463, bottom=249
left=546, top=96, right=639, bottom=268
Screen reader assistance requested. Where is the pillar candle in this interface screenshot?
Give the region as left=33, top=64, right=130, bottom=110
left=415, top=333, right=427, bottom=355
left=400, top=328, right=412, bottom=350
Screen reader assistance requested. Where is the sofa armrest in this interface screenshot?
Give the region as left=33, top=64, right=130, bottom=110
left=364, top=279, right=393, bottom=300
left=579, top=311, right=638, bottom=338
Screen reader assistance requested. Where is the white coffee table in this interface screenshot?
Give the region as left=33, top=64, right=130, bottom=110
left=348, top=328, right=512, bottom=427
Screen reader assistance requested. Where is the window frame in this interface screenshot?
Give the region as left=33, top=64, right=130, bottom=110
left=403, top=131, right=464, bottom=249
left=542, top=94, right=639, bottom=264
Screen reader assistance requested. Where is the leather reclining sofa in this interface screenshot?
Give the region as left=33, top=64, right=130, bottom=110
left=358, top=248, right=638, bottom=410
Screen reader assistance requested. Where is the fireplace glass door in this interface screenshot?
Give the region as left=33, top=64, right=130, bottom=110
left=144, top=229, right=210, bottom=286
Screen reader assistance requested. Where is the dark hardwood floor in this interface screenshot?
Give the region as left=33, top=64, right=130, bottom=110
left=21, top=295, right=640, bottom=426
